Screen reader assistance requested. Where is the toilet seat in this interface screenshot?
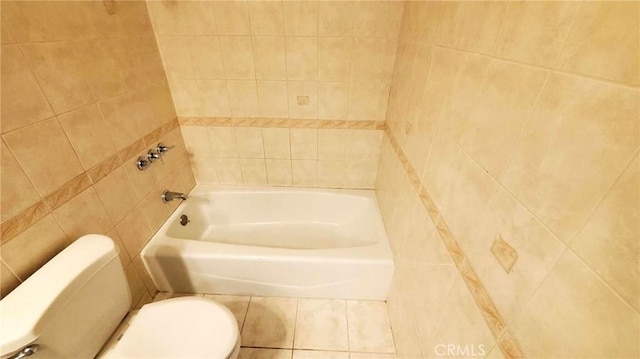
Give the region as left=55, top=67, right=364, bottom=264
left=107, top=297, right=239, bottom=358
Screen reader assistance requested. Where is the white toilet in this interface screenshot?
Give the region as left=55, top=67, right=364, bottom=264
left=0, top=234, right=240, bottom=359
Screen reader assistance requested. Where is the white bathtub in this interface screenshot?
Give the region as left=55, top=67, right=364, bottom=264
left=141, top=185, right=394, bottom=300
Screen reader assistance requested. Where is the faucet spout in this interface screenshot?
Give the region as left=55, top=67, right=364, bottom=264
left=162, top=190, right=187, bottom=203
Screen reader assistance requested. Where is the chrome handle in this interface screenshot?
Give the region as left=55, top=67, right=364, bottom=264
left=157, top=143, right=175, bottom=153
left=147, top=150, right=161, bottom=162
left=10, top=344, right=39, bottom=359
left=136, top=157, right=151, bottom=171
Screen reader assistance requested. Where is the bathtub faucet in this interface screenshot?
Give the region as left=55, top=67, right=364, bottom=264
left=161, top=190, right=187, bottom=203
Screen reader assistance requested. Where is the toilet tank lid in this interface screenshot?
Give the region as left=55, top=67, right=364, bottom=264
left=0, top=234, right=119, bottom=357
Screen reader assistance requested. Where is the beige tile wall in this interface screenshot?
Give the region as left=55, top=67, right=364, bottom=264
left=182, top=120, right=383, bottom=189
left=0, top=1, right=195, bottom=307
left=379, top=1, right=639, bottom=358
left=146, top=1, right=402, bottom=188
left=147, top=0, right=403, bottom=121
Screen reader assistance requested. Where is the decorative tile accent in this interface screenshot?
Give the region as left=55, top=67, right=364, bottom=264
left=318, top=120, right=346, bottom=129
left=288, top=119, right=317, bottom=128
left=1, top=117, right=180, bottom=246
left=160, top=118, right=180, bottom=134
left=0, top=200, right=50, bottom=243
left=459, top=259, right=507, bottom=338
left=491, top=234, right=519, bottom=273
left=118, top=139, right=146, bottom=163
left=178, top=117, right=383, bottom=131
left=87, top=153, right=122, bottom=183
left=383, top=127, right=525, bottom=358
left=346, top=120, right=377, bottom=130
left=43, top=173, right=92, bottom=210
left=434, top=218, right=466, bottom=269
left=143, top=127, right=164, bottom=147
left=498, top=330, right=526, bottom=359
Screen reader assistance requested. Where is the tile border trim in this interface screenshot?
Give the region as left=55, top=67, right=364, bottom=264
left=383, top=126, right=525, bottom=359
left=179, top=117, right=385, bottom=130
left=0, top=118, right=181, bottom=243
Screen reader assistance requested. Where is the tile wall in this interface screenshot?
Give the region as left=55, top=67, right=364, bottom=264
left=146, top=1, right=403, bottom=188
left=379, top=1, right=639, bottom=358
left=0, top=1, right=195, bottom=307
left=180, top=118, right=383, bottom=189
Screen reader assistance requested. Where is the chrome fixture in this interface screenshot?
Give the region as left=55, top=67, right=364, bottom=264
left=162, top=190, right=187, bottom=203
left=179, top=214, right=190, bottom=226
left=147, top=150, right=161, bottom=162
left=9, top=344, right=39, bottom=359
left=136, top=157, right=151, bottom=171
left=157, top=143, right=174, bottom=154
left=135, top=144, right=175, bottom=171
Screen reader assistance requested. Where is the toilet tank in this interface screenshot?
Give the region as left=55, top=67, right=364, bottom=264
left=0, top=235, right=131, bottom=359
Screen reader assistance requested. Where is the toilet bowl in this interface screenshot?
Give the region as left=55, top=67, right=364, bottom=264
left=99, top=297, right=240, bottom=358
left=0, top=234, right=240, bottom=359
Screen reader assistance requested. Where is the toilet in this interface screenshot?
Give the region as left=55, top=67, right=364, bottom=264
left=0, top=234, right=240, bottom=359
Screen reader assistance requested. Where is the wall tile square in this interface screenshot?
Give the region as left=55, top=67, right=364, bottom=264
left=253, top=36, right=287, bottom=80
left=249, top=1, right=284, bottom=35
left=197, top=79, right=231, bottom=117
left=266, top=159, right=292, bottom=186
left=235, top=127, right=264, bottom=158
left=502, top=74, right=639, bottom=243
left=558, top=2, right=640, bottom=86
left=262, top=128, right=291, bottom=159
left=348, top=82, right=381, bottom=121
left=52, top=188, right=112, bottom=240
left=290, top=129, right=317, bottom=160
left=317, top=160, right=344, bottom=188
left=291, top=160, right=317, bottom=187
left=495, top=2, right=580, bottom=68
left=319, top=1, right=353, bottom=36
left=212, top=158, right=243, bottom=185
left=0, top=215, right=69, bottom=280
left=93, top=166, right=139, bottom=224
left=318, top=82, right=349, bottom=120
left=98, top=90, right=146, bottom=150
left=227, top=80, right=260, bottom=117
left=73, top=38, right=128, bottom=101
left=571, top=155, right=639, bottom=311
left=511, top=250, right=639, bottom=358
left=1, top=44, right=53, bottom=133
left=239, top=158, right=268, bottom=186
left=21, top=41, right=94, bottom=114
left=286, top=37, right=318, bottom=81
left=58, top=105, right=116, bottom=170
left=257, top=80, right=289, bottom=118
left=191, top=156, right=219, bottom=184
left=343, top=160, right=377, bottom=189
left=317, top=129, right=345, bottom=160
left=0, top=141, right=40, bottom=222
left=219, top=36, right=256, bottom=80
left=188, top=36, right=225, bottom=80
left=115, top=205, right=153, bottom=260
left=213, top=1, right=251, bottom=35
left=318, top=37, right=352, bottom=82
left=181, top=125, right=213, bottom=157
left=283, top=1, right=318, bottom=36
left=3, top=118, right=84, bottom=196
left=208, top=127, right=239, bottom=158
left=461, top=60, right=548, bottom=179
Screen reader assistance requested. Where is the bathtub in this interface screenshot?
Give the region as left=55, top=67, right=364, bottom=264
left=141, top=185, right=394, bottom=300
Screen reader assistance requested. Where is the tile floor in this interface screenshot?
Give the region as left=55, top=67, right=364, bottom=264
left=153, top=293, right=397, bottom=359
